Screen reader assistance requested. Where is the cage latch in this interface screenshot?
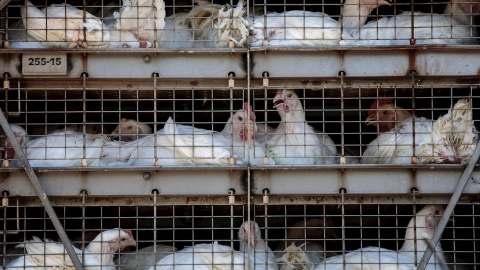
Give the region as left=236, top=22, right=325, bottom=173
left=2, top=190, right=8, bottom=207
left=228, top=189, right=235, bottom=204
left=262, top=72, right=269, bottom=87
left=3, top=72, right=10, bottom=88
left=228, top=72, right=235, bottom=88
left=262, top=188, right=270, bottom=204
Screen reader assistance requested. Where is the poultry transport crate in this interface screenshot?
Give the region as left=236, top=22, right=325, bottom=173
left=1, top=0, right=480, bottom=269
left=1, top=81, right=480, bottom=167
left=0, top=193, right=479, bottom=270
left=1, top=80, right=480, bottom=269
left=0, top=0, right=480, bottom=48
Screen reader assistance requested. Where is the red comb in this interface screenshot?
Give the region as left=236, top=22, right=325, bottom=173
left=368, top=94, right=393, bottom=116
left=243, top=102, right=254, bottom=122
left=123, top=230, right=133, bottom=238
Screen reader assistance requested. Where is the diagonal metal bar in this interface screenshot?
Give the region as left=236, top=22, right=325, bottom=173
left=0, top=0, right=10, bottom=12
left=417, top=138, right=480, bottom=270
left=0, top=108, right=85, bottom=270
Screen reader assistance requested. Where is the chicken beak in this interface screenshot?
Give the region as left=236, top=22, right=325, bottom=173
left=365, top=114, right=378, bottom=126
left=273, top=99, right=285, bottom=108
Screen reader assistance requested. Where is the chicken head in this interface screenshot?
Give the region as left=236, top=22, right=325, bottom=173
left=365, top=97, right=411, bottom=132
left=273, top=89, right=301, bottom=116
left=5, top=124, right=28, bottom=159
left=407, top=205, right=445, bottom=241
left=89, top=228, right=136, bottom=254
left=110, top=118, right=152, bottom=141
left=238, top=221, right=262, bottom=248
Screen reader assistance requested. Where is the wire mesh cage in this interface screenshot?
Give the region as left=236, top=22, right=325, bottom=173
left=1, top=0, right=479, bottom=49
left=1, top=196, right=479, bottom=270
left=1, top=83, right=479, bottom=167
left=2, top=0, right=249, bottom=49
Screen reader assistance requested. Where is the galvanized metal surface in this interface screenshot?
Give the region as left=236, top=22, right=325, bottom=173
left=1, top=48, right=480, bottom=79
left=2, top=167, right=480, bottom=196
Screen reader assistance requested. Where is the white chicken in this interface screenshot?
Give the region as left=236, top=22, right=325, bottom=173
left=275, top=218, right=338, bottom=270
left=22, top=129, right=106, bottom=167
left=3, top=124, right=28, bottom=161
left=115, top=244, right=177, bottom=270
left=237, top=220, right=278, bottom=270
left=341, top=0, right=480, bottom=45
left=361, top=98, right=478, bottom=164
left=4, top=125, right=106, bottom=167
left=148, top=241, right=248, bottom=270
left=177, top=0, right=249, bottom=48
left=123, top=103, right=270, bottom=166
left=114, top=0, right=248, bottom=48
left=276, top=242, right=325, bottom=270
left=6, top=228, right=136, bottom=270
left=113, top=0, right=164, bottom=46
left=250, top=10, right=352, bottom=46
left=21, top=0, right=143, bottom=48
left=110, top=118, right=153, bottom=142
left=147, top=220, right=275, bottom=270
left=313, top=205, right=447, bottom=270
left=267, top=89, right=337, bottom=165
left=220, top=102, right=274, bottom=165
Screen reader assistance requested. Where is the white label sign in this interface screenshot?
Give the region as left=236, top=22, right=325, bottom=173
left=22, top=54, right=68, bottom=75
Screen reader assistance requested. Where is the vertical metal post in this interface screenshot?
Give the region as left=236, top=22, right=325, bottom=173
left=417, top=138, right=480, bottom=270
left=0, top=108, right=85, bottom=270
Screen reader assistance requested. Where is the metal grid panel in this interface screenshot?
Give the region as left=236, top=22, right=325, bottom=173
left=2, top=0, right=249, bottom=49
left=2, top=0, right=479, bottom=49
left=1, top=196, right=479, bottom=269
left=1, top=83, right=479, bottom=168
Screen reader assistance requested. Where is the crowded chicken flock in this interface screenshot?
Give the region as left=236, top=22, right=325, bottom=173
left=4, top=90, right=478, bottom=167
left=5, top=0, right=480, bottom=48
left=2, top=205, right=447, bottom=270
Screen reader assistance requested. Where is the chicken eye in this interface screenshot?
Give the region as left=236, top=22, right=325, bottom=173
left=287, top=93, right=292, bottom=98
left=382, top=111, right=388, bottom=115
left=127, top=126, right=132, bottom=129
left=238, top=116, right=243, bottom=122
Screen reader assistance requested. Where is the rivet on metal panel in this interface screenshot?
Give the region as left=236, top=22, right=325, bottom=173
left=143, top=55, right=151, bottom=63
left=411, top=156, right=418, bottom=164
left=263, top=157, right=270, bottom=165
left=262, top=71, right=269, bottom=87
left=228, top=188, right=235, bottom=205
left=143, top=172, right=152, bottom=180
left=228, top=72, right=235, bottom=88
left=2, top=190, right=9, bottom=207
left=262, top=188, right=270, bottom=204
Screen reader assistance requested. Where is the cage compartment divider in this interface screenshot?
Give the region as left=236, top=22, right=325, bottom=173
left=0, top=107, right=86, bottom=270
left=417, top=138, right=480, bottom=270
